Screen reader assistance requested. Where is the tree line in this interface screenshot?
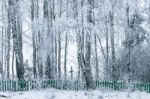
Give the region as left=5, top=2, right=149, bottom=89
left=0, top=0, right=150, bottom=89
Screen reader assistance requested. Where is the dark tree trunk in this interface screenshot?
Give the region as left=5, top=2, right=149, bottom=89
left=11, top=0, right=24, bottom=80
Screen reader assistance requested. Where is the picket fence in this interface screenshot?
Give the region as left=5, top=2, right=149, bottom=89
left=0, top=80, right=150, bottom=93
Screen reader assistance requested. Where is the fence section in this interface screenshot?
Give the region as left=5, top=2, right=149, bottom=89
left=0, top=80, right=150, bottom=92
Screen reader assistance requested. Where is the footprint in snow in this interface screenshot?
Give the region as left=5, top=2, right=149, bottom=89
left=0, top=95, right=8, bottom=98
left=49, top=94, right=56, bottom=99
left=98, top=96, right=103, bottom=99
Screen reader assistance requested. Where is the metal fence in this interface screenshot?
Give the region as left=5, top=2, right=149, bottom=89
left=95, top=81, right=150, bottom=93
left=0, top=80, right=150, bottom=92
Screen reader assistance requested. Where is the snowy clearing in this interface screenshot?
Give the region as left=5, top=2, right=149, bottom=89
left=0, top=89, right=150, bottom=99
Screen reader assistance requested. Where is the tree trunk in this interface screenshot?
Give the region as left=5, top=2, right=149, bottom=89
left=105, top=16, right=110, bottom=80
left=58, top=0, right=62, bottom=80
left=58, top=32, right=61, bottom=79
left=1, top=0, right=4, bottom=78
left=109, top=1, right=117, bottom=81
left=12, top=47, right=15, bottom=79
left=11, top=0, right=24, bottom=80
left=7, top=0, right=12, bottom=79
left=77, top=0, right=94, bottom=89
left=54, top=34, right=58, bottom=79
left=31, top=0, right=41, bottom=79
left=94, top=33, right=99, bottom=80
left=84, top=33, right=94, bottom=89
left=64, top=32, right=68, bottom=81
left=31, top=0, right=36, bottom=79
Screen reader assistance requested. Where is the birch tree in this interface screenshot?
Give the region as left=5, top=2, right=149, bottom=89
left=1, top=0, right=4, bottom=79
left=58, top=0, right=62, bottom=80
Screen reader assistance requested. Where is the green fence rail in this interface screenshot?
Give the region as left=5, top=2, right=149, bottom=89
left=0, top=80, right=150, bottom=92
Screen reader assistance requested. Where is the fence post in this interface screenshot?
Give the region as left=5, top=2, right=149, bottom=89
left=0, top=80, right=1, bottom=91
left=148, top=84, right=150, bottom=93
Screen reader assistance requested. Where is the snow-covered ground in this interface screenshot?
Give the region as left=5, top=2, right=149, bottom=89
left=0, top=89, right=150, bottom=99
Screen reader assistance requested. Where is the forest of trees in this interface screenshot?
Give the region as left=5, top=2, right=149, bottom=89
left=0, top=0, right=150, bottom=89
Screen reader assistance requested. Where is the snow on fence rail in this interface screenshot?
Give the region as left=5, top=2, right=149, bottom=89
left=0, top=80, right=150, bottom=93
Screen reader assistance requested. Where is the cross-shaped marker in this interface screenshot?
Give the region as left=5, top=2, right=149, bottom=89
left=70, top=66, right=74, bottom=80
